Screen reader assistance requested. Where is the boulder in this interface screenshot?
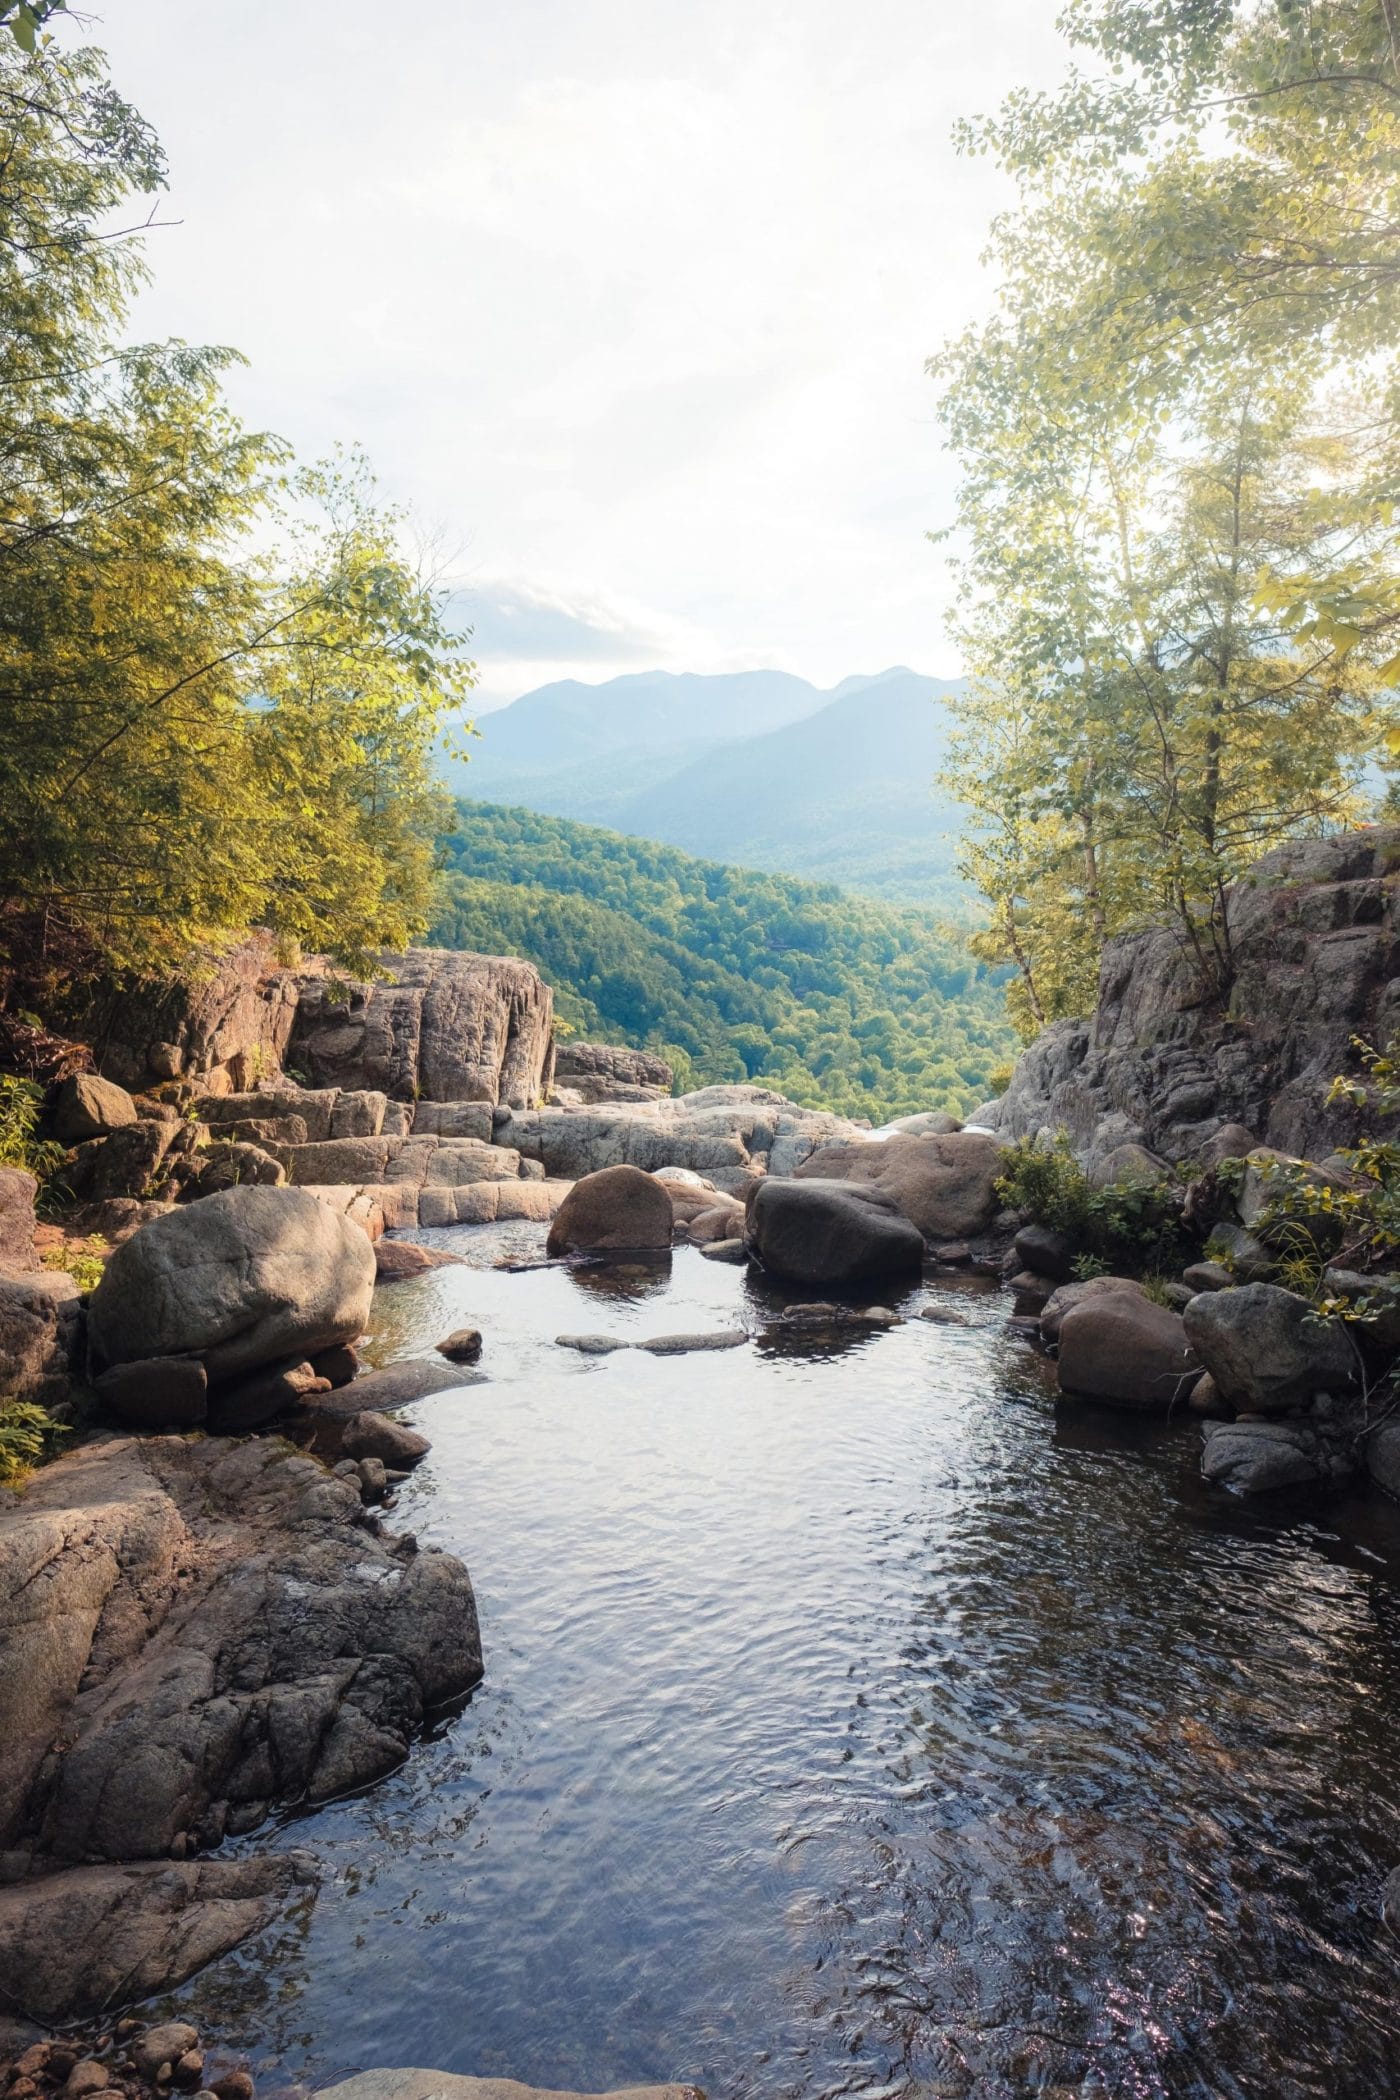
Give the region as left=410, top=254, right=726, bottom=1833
left=1201, top=1409, right=1362, bottom=1495
left=50, top=1074, right=138, bottom=1145
left=1182, top=1283, right=1356, bottom=1413
left=91, top=1356, right=208, bottom=1430
left=86, top=1184, right=376, bottom=1385
left=0, top=1855, right=318, bottom=2025
left=218, top=1114, right=311, bottom=1149
left=884, top=1110, right=963, bottom=1137
left=686, top=1201, right=747, bottom=1243
left=304, top=1358, right=480, bottom=1415
left=794, top=1130, right=1004, bottom=1241
left=311, top=1342, right=361, bottom=1387
left=437, top=1326, right=483, bottom=1364
left=1011, top=1222, right=1076, bottom=1282
left=552, top=1042, right=674, bottom=1103
left=206, top=1356, right=329, bottom=1433
left=1323, top=1268, right=1400, bottom=1354
left=1205, top=1220, right=1276, bottom=1282
left=1237, top=1147, right=1351, bottom=1237
left=636, top=1331, right=748, bottom=1354
left=556, top=1334, right=630, bottom=1353
left=0, top=1165, right=39, bottom=1275
left=700, top=1238, right=749, bottom=1263
left=746, top=1177, right=925, bottom=1287
left=1056, top=1293, right=1200, bottom=1410
left=375, top=1238, right=467, bottom=1282
left=191, top=1139, right=286, bottom=1195
left=1039, top=1274, right=1147, bottom=1346
left=65, top=1119, right=181, bottom=1204
left=1368, top=1420, right=1400, bottom=1500
left=0, top=1274, right=75, bottom=1411
left=0, top=1435, right=480, bottom=1864
left=547, top=1164, right=675, bottom=1256
left=1200, top=1123, right=1260, bottom=1169
left=1182, top=1260, right=1233, bottom=1293
left=341, top=1411, right=431, bottom=1469
left=411, top=1100, right=493, bottom=1141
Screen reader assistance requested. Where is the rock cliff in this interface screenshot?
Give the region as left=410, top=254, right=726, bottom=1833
left=979, top=829, right=1400, bottom=1171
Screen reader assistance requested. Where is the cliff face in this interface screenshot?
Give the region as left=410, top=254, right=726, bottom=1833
left=981, top=828, right=1400, bottom=1169
left=78, top=943, right=555, bottom=1108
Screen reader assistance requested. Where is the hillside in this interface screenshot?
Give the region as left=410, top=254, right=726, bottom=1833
left=446, top=667, right=969, bottom=904
left=429, top=802, right=1015, bottom=1122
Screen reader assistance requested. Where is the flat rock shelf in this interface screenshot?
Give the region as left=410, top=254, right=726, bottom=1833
left=156, top=1223, right=1400, bottom=2100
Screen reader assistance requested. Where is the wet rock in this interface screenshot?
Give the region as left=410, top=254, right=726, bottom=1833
left=637, top=1331, right=748, bottom=1354
left=92, top=1356, right=208, bottom=1431
left=546, top=1164, right=674, bottom=1257
left=87, top=1185, right=376, bottom=1385
left=1008, top=1268, right=1056, bottom=1310
left=305, top=1359, right=482, bottom=1415
left=208, top=2077, right=254, bottom=2100
left=1183, top=1283, right=1356, bottom=1413
left=436, top=1327, right=483, bottom=1364
left=1011, top=1223, right=1076, bottom=1282
left=1057, top=1294, right=1200, bottom=1410
left=920, top=1304, right=968, bottom=1324
left=356, top=1456, right=389, bottom=1502
left=0, top=1857, right=316, bottom=2024
left=63, top=2061, right=109, bottom=2097
left=686, top=1202, right=747, bottom=1244
left=699, top=1238, right=749, bottom=1263
left=341, top=1411, right=430, bottom=1469
left=747, top=1177, right=924, bottom=1287
left=311, top=1342, right=361, bottom=1388
left=130, top=2026, right=200, bottom=2081
left=1188, top=1372, right=1227, bottom=1416
left=51, top=1075, right=138, bottom=1145
left=0, top=1435, right=480, bottom=1864
left=556, top=1334, right=630, bottom=1353
left=1201, top=1412, right=1362, bottom=1495
left=794, top=1130, right=1004, bottom=1241
left=374, top=1238, right=467, bottom=1282
left=932, top=1240, right=972, bottom=1264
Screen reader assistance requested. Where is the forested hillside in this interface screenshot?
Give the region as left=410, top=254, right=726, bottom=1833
left=430, top=804, right=1015, bottom=1120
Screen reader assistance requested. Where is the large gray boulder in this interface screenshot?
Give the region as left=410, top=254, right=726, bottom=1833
left=1183, top=1283, right=1356, bottom=1413
left=50, top=1073, right=138, bottom=1144
left=0, top=1434, right=480, bottom=1866
left=87, top=1184, right=375, bottom=1384
left=1039, top=1274, right=1147, bottom=1345
left=1056, top=1293, right=1200, bottom=1410
left=794, top=1130, right=1004, bottom=1241
left=547, top=1163, right=675, bottom=1256
left=746, top=1176, right=925, bottom=1286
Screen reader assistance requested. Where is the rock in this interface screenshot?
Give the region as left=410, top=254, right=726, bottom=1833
left=1011, top=1223, right=1076, bottom=1282
left=979, top=829, right=1400, bottom=1172
left=1200, top=1123, right=1260, bottom=1168
left=1183, top=1261, right=1233, bottom=1293
left=411, top=1100, right=493, bottom=1140
left=0, top=1274, right=75, bottom=1411
left=0, top=1165, right=40, bottom=1275
left=306, top=1358, right=481, bottom=1414
left=1056, top=1293, right=1200, bottom=1410
left=497, top=1085, right=862, bottom=1190
left=65, top=1119, right=181, bottom=1204
left=288, top=950, right=554, bottom=1107
left=746, top=1177, right=925, bottom=1286
left=0, top=1855, right=315, bottom=2025
left=1368, top=1420, right=1400, bottom=1500
left=933, top=1240, right=972, bottom=1264
left=686, top=1202, right=747, bottom=1244
left=72, top=1195, right=178, bottom=1247
left=1039, top=1274, right=1147, bottom=1346
left=191, top=1140, right=286, bottom=1196
left=375, top=1238, right=467, bottom=1282
left=416, top=1179, right=570, bottom=1227
left=315, top=2074, right=694, bottom=2100
left=311, top=1342, right=361, bottom=1388
left=0, top=1435, right=480, bottom=1864
left=884, top=1110, right=963, bottom=1136
left=209, top=2076, right=254, bottom=2100
left=1322, top=1269, right=1400, bottom=1354
left=92, top=1356, right=208, bottom=1431
left=341, top=1411, right=430, bottom=1469
left=1090, top=1142, right=1169, bottom=1189
left=206, top=1357, right=328, bottom=1433
left=1205, top=1219, right=1276, bottom=1281
left=552, top=1042, right=674, bottom=1103
left=1161, top=1281, right=1195, bottom=1311
left=436, top=1326, right=482, bottom=1364
left=63, top=2061, right=108, bottom=2096
left=51, top=1074, right=138, bottom=1145
left=219, top=1113, right=311, bottom=1148
left=546, top=1164, right=675, bottom=1256
left=1182, top=1283, right=1356, bottom=1412
left=132, top=2031, right=200, bottom=2083
left=356, top=1455, right=389, bottom=1502
left=87, top=1185, right=376, bottom=1384
left=1201, top=1412, right=1362, bottom=1495
left=556, top=1334, right=630, bottom=1354
left=699, top=1238, right=749, bottom=1263
left=1237, top=1147, right=1352, bottom=1237
left=1187, top=1372, right=1226, bottom=1416
left=1008, top=1268, right=1057, bottom=1309
left=793, top=1131, right=1004, bottom=1241
left=636, top=1331, right=748, bottom=1354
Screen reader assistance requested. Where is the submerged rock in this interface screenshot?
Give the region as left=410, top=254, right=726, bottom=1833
left=556, top=1334, right=630, bottom=1354
left=1201, top=1409, right=1362, bottom=1495
left=637, top=1331, right=748, bottom=1354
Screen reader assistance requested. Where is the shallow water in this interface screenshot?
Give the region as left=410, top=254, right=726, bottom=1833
left=173, top=1228, right=1400, bottom=2100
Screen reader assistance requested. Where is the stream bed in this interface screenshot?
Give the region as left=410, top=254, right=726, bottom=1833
left=171, top=1226, right=1400, bottom=2100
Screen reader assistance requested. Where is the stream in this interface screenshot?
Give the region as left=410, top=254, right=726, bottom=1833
left=169, top=1225, right=1400, bottom=2100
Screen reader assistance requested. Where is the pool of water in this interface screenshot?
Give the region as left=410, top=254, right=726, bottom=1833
left=173, top=1226, right=1400, bottom=2100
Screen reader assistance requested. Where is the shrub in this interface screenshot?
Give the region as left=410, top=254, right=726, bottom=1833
left=996, top=1131, right=1186, bottom=1272
left=1245, top=1035, right=1400, bottom=1287
left=0, top=1399, right=68, bottom=1487
left=0, top=1074, right=63, bottom=1180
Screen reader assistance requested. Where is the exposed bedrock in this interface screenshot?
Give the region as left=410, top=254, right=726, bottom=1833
left=0, top=1433, right=481, bottom=1870
left=497, top=1084, right=862, bottom=1191
left=793, top=1130, right=1004, bottom=1241
left=977, top=828, right=1400, bottom=1173
left=551, top=1041, right=675, bottom=1104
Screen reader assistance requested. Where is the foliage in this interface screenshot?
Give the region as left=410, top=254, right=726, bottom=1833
left=0, top=1398, right=67, bottom=1486
left=1246, top=1037, right=1400, bottom=1292
left=430, top=803, right=1017, bottom=1122
left=40, top=1236, right=105, bottom=1292
left=933, top=0, right=1399, bottom=1038
left=0, top=35, right=474, bottom=981
left=0, top=1074, right=62, bottom=1177
left=995, top=1131, right=1186, bottom=1270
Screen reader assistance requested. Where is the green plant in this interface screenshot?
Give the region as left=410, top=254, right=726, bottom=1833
left=1245, top=1038, right=1400, bottom=1284
left=1071, top=1251, right=1110, bottom=1281
left=996, top=1131, right=1187, bottom=1272
left=40, top=1237, right=105, bottom=1293
left=0, top=1398, right=68, bottom=1486
left=0, top=1074, right=63, bottom=1179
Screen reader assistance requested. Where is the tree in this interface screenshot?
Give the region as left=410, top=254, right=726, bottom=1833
left=0, top=33, right=475, bottom=986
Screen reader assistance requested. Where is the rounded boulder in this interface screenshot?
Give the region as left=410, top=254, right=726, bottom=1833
left=546, top=1164, right=674, bottom=1256
left=87, top=1184, right=376, bottom=1385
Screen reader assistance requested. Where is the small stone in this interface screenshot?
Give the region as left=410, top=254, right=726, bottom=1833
left=209, top=2084, right=253, bottom=2100
left=132, top=2025, right=198, bottom=2083
left=47, top=2054, right=77, bottom=2084
left=64, top=2062, right=109, bottom=2098
left=172, top=2054, right=203, bottom=2091
left=8, top=2081, right=39, bottom=2099
left=784, top=1303, right=841, bottom=1322
left=932, top=1241, right=971, bottom=1264
left=115, top=2024, right=141, bottom=2044
left=356, top=1457, right=388, bottom=1503
left=13, top=2048, right=50, bottom=2080
left=435, top=1327, right=482, bottom=1364
left=851, top=1306, right=900, bottom=1326
left=556, top=1334, right=630, bottom=1353
left=699, top=1238, right=748, bottom=1263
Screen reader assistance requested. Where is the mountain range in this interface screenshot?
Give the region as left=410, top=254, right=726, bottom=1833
left=443, top=667, right=968, bottom=903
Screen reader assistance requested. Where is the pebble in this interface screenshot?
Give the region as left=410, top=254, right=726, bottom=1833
left=64, top=2064, right=109, bottom=2098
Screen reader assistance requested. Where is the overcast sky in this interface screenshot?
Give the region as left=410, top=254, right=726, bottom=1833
left=90, top=1, right=1068, bottom=710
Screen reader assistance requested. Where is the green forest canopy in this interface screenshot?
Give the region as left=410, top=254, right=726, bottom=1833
left=430, top=803, right=1017, bottom=1122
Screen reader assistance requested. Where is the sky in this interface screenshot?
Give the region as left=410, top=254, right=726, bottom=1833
left=89, top=1, right=1069, bottom=711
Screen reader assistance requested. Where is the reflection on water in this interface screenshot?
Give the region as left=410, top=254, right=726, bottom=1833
left=169, top=1228, right=1400, bottom=2100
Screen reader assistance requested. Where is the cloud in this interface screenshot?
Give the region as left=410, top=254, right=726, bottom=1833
left=446, top=576, right=682, bottom=666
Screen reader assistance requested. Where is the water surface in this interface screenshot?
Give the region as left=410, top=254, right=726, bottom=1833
left=174, top=1227, right=1400, bottom=2100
